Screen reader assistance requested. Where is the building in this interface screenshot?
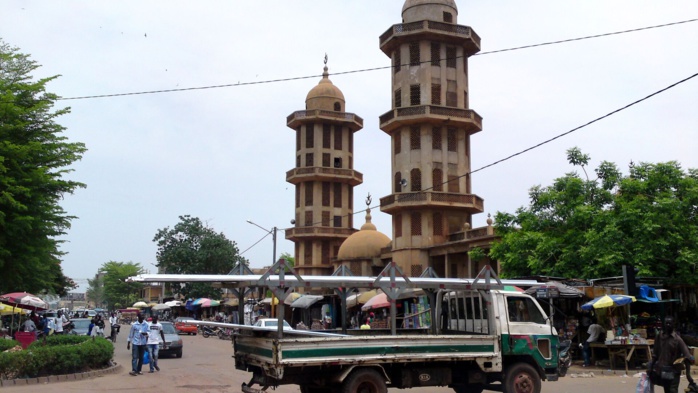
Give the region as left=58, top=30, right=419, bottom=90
left=289, top=0, right=498, bottom=281
left=285, top=60, right=364, bottom=276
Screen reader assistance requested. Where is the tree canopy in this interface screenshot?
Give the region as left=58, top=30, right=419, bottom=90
left=95, top=261, right=144, bottom=309
left=0, top=40, right=85, bottom=295
left=153, top=215, right=244, bottom=299
left=490, top=147, right=698, bottom=283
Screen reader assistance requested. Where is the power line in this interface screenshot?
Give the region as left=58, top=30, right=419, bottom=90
left=50, top=18, right=696, bottom=102
left=300, top=70, right=698, bottom=229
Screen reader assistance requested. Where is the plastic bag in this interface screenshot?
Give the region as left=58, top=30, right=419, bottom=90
left=636, top=372, right=651, bottom=393
left=143, top=350, right=150, bottom=365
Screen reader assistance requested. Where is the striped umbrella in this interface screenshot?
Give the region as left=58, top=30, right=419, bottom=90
left=581, top=294, right=636, bottom=310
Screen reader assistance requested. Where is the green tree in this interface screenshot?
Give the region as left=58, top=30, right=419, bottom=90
left=279, top=251, right=295, bottom=268
left=490, top=148, right=698, bottom=283
left=153, top=215, right=242, bottom=299
left=100, top=261, right=144, bottom=309
left=86, top=274, right=105, bottom=308
left=0, top=40, right=86, bottom=294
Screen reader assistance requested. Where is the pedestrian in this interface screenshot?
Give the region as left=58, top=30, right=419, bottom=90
left=582, top=316, right=605, bottom=367
left=360, top=319, right=371, bottom=330
left=650, top=316, right=694, bottom=393
left=23, top=317, right=37, bottom=337
left=54, top=310, right=68, bottom=335
left=146, top=315, right=165, bottom=373
left=127, top=313, right=149, bottom=376
left=109, top=312, right=120, bottom=338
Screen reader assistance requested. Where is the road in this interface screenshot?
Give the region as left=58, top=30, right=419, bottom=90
left=0, top=329, right=693, bottom=392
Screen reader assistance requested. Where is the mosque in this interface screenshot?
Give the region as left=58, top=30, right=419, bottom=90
left=285, top=0, right=498, bottom=282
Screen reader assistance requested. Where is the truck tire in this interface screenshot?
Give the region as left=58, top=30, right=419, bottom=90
left=503, top=363, right=541, bottom=393
left=341, top=369, right=387, bottom=393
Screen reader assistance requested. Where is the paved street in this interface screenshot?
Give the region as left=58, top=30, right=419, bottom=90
left=1, top=329, right=695, bottom=392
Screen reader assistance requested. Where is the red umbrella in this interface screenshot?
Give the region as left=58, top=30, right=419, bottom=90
left=0, top=292, right=48, bottom=311
left=361, top=293, right=392, bottom=311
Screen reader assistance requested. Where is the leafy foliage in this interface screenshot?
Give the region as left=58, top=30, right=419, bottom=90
left=153, top=215, right=243, bottom=299
left=491, top=148, right=698, bottom=283
left=97, top=261, right=144, bottom=309
left=0, top=40, right=86, bottom=295
left=0, top=336, right=112, bottom=378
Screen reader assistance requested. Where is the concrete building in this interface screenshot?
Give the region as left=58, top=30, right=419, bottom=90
left=291, top=0, right=498, bottom=281
left=285, top=61, right=364, bottom=276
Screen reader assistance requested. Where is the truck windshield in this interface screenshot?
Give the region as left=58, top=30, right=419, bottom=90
left=506, top=296, right=546, bottom=324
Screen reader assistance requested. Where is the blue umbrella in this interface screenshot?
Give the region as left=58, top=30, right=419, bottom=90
left=581, top=294, right=636, bottom=310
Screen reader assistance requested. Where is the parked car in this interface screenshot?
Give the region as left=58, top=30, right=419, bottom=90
left=159, top=322, right=183, bottom=358
left=253, top=318, right=293, bottom=330
left=174, top=317, right=198, bottom=335
left=68, top=318, right=91, bottom=336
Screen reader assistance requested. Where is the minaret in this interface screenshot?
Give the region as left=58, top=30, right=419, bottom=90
left=379, top=0, right=485, bottom=276
left=285, top=57, right=364, bottom=276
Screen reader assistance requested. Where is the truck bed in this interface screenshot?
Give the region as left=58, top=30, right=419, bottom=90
left=234, top=332, right=502, bottom=379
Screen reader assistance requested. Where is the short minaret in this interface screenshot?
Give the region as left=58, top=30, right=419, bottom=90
left=285, top=57, right=364, bottom=275
left=379, top=0, right=485, bottom=276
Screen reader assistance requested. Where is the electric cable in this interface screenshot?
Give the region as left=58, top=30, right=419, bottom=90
left=45, top=18, right=696, bottom=102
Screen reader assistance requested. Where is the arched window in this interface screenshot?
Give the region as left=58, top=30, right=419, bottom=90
left=334, top=102, right=341, bottom=111
left=410, top=168, right=421, bottom=191
left=432, top=168, right=443, bottom=191
left=394, top=172, right=402, bottom=193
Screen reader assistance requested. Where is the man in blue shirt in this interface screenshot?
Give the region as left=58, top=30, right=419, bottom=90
left=127, top=313, right=149, bottom=376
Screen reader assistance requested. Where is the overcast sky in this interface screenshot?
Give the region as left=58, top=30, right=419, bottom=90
left=2, top=1, right=697, bottom=293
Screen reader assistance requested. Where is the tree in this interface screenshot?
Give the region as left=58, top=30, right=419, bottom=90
left=490, top=147, right=698, bottom=283
left=99, top=261, right=144, bottom=309
left=86, top=274, right=105, bottom=308
left=153, top=215, right=243, bottom=299
left=279, top=252, right=295, bottom=268
left=0, top=40, right=86, bottom=294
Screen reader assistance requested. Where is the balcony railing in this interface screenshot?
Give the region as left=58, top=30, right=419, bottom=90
left=380, top=191, right=484, bottom=213
left=287, top=110, right=363, bottom=130
left=380, top=20, right=480, bottom=53
left=285, top=226, right=356, bottom=239
left=379, top=106, right=482, bottom=133
left=286, top=167, right=363, bottom=186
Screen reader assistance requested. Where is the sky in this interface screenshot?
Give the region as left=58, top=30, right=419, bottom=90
left=1, top=1, right=697, bottom=293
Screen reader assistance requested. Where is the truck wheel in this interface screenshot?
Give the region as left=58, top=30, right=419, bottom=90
left=503, top=363, right=541, bottom=393
left=341, top=369, right=386, bottom=393
left=453, top=385, right=483, bottom=393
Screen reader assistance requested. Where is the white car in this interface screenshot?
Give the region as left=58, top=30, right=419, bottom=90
left=253, top=318, right=294, bottom=330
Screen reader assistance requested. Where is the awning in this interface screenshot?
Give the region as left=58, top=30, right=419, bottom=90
left=524, top=281, right=583, bottom=298
left=223, top=298, right=239, bottom=307
left=290, top=295, right=324, bottom=309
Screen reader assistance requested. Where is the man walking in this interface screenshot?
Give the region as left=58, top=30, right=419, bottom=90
left=127, top=313, right=149, bottom=376
left=651, top=316, right=694, bottom=393
left=53, top=310, right=68, bottom=335
left=146, top=315, right=166, bottom=373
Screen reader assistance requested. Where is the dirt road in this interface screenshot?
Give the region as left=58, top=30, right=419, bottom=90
left=0, top=330, right=693, bottom=392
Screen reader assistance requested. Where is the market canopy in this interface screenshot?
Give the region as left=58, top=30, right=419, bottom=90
left=581, top=294, right=636, bottom=310
left=151, top=303, right=170, bottom=311
left=0, top=292, right=48, bottom=311
left=290, top=295, right=324, bottom=309
left=524, top=281, right=584, bottom=298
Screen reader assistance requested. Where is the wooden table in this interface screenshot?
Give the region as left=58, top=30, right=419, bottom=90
left=589, top=342, right=652, bottom=373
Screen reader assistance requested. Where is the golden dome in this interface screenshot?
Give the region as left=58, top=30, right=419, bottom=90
left=337, top=208, right=391, bottom=260
left=305, top=65, right=345, bottom=111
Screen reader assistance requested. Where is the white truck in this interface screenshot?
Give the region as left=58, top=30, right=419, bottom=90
left=131, top=263, right=563, bottom=393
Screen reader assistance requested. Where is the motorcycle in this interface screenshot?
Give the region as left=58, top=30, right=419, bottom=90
left=201, top=325, right=218, bottom=338
left=558, top=339, right=572, bottom=377
left=217, top=327, right=233, bottom=340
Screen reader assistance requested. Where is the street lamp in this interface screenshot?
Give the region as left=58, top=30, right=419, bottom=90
left=246, top=220, right=277, bottom=265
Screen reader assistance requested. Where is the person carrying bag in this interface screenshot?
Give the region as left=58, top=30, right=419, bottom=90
left=649, top=316, right=694, bottom=393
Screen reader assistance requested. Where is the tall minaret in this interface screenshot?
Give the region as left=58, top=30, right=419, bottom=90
left=285, top=57, right=364, bottom=276
left=379, top=0, right=485, bottom=276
